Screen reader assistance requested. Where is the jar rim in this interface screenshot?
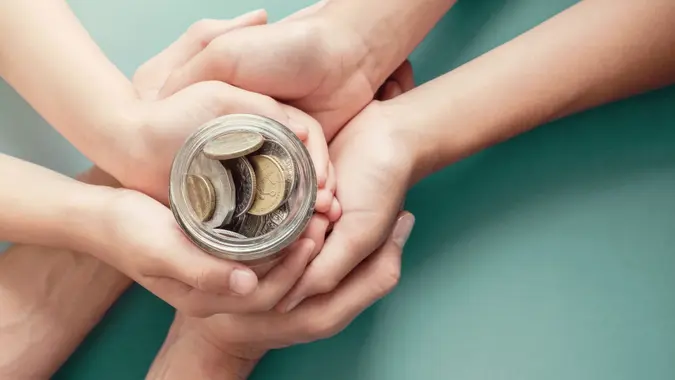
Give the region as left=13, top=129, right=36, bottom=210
left=169, top=114, right=317, bottom=263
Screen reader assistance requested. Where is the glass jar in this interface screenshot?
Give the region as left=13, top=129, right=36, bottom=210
left=169, top=114, right=317, bottom=270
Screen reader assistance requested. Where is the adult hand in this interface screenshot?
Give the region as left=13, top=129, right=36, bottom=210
left=156, top=1, right=400, bottom=140
left=146, top=211, right=412, bottom=379
left=275, top=68, right=418, bottom=312
left=114, top=11, right=335, bottom=215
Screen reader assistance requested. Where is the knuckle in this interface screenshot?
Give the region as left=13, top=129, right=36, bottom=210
left=378, top=263, right=401, bottom=296
left=191, top=268, right=210, bottom=291
left=260, top=95, right=284, bottom=116
left=244, top=93, right=287, bottom=124
left=186, top=19, right=220, bottom=49
left=132, top=63, right=151, bottom=84
left=307, top=315, right=341, bottom=339
left=312, top=275, right=339, bottom=295
left=371, top=259, right=401, bottom=297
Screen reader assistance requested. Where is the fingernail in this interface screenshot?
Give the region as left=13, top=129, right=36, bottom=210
left=229, top=269, right=257, bottom=295
left=392, top=213, right=415, bottom=248
left=284, top=296, right=305, bottom=313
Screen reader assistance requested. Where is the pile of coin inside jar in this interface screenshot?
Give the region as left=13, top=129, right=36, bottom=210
left=186, top=130, right=296, bottom=239
left=169, top=114, right=317, bottom=266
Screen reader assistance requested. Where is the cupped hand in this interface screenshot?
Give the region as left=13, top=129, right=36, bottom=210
left=115, top=12, right=336, bottom=216
left=274, top=71, right=419, bottom=312
left=160, top=211, right=411, bottom=364
left=156, top=2, right=382, bottom=140
left=74, top=166, right=313, bottom=317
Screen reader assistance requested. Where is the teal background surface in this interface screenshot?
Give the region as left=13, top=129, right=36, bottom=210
left=1, top=0, right=674, bottom=379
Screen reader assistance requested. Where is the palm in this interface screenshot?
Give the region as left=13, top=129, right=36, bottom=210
left=328, top=103, right=412, bottom=248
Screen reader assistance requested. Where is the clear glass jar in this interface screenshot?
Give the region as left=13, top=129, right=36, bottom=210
left=169, top=114, right=317, bottom=269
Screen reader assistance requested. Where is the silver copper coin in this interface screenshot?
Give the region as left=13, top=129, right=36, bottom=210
left=184, top=174, right=216, bottom=222
left=189, top=153, right=236, bottom=228
left=213, top=228, right=246, bottom=239
left=223, top=157, right=257, bottom=217
left=233, top=213, right=267, bottom=238
left=202, top=131, right=264, bottom=160
left=257, top=139, right=296, bottom=202
left=259, top=203, right=290, bottom=236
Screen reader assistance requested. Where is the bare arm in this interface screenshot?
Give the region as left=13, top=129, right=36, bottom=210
left=0, top=167, right=131, bottom=380
left=0, top=0, right=138, bottom=177
left=145, top=317, right=257, bottom=380
left=315, top=0, right=457, bottom=86
left=0, top=154, right=112, bottom=251
left=384, top=0, right=675, bottom=179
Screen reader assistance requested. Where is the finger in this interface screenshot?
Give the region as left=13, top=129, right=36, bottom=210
left=279, top=0, right=329, bottom=23
left=285, top=117, right=309, bottom=142
left=275, top=208, right=397, bottom=312
left=326, top=197, right=342, bottom=222
left=390, top=60, right=415, bottom=93
left=133, top=10, right=267, bottom=99
left=158, top=33, right=238, bottom=98
left=314, top=189, right=333, bottom=214
left=161, top=81, right=289, bottom=126
left=149, top=233, right=258, bottom=297
left=248, top=239, right=314, bottom=308
left=275, top=212, right=414, bottom=342
left=149, top=239, right=314, bottom=316
left=301, top=214, right=330, bottom=260
left=283, top=106, right=329, bottom=187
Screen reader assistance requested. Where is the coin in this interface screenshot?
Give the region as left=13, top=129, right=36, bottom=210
left=185, top=174, right=216, bottom=222
left=213, top=228, right=246, bottom=239
left=248, top=155, right=286, bottom=215
left=259, top=203, right=289, bottom=235
left=189, top=153, right=236, bottom=227
left=223, top=157, right=257, bottom=217
left=257, top=140, right=296, bottom=201
left=202, top=131, right=264, bottom=160
left=233, top=213, right=266, bottom=238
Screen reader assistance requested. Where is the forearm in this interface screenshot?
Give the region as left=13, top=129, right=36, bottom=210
left=0, top=166, right=131, bottom=378
left=0, top=0, right=138, bottom=168
left=0, top=244, right=130, bottom=379
left=146, top=317, right=258, bottom=380
left=0, top=154, right=111, bottom=251
left=388, top=0, right=675, bottom=180
left=317, top=0, right=456, bottom=86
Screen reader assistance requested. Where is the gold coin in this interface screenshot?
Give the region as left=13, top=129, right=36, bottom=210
left=185, top=174, right=216, bottom=222
left=202, top=131, right=264, bottom=160
left=248, top=155, right=286, bottom=215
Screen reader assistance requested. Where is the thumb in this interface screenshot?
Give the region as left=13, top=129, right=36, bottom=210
left=154, top=235, right=259, bottom=296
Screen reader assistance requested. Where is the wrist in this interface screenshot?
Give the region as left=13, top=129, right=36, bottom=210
left=60, top=182, right=122, bottom=254
left=147, top=316, right=261, bottom=380
left=311, top=6, right=403, bottom=90
left=376, top=99, right=438, bottom=186
left=88, top=101, right=147, bottom=189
